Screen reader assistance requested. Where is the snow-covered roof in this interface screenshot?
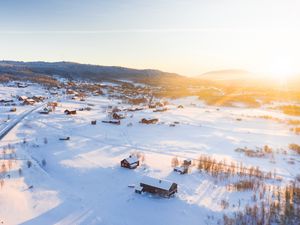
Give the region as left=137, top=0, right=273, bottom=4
left=25, top=99, right=35, bottom=102
left=125, top=155, right=139, bottom=164
left=140, top=176, right=175, bottom=191
left=174, top=166, right=185, bottom=173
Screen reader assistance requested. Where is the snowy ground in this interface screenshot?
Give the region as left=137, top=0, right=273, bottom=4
left=0, top=84, right=299, bottom=225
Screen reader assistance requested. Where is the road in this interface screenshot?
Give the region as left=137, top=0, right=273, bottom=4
left=0, top=103, right=45, bottom=141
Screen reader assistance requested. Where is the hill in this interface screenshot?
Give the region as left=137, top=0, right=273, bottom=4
left=0, top=60, right=182, bottom=83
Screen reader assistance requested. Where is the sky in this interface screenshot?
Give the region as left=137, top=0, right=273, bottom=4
left=0, top=0, right=300, bottom=76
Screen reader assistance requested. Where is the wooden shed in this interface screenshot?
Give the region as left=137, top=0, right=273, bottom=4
left=64, top=109, right=77, bottom=115
left=121, top=155, right=139, bottom=169
left=135, top=177, right=178, bottom=197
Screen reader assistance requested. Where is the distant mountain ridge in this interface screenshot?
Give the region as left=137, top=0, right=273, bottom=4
left=0, top=60, right=182, bottom=82
left=198, top=69, right=257, bottom=81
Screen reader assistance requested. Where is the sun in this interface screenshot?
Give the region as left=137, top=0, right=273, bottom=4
left=260, top=57, right=298, bottom=82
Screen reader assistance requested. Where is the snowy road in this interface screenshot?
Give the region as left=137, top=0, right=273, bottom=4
left=0, top=103, right=45, bottom=141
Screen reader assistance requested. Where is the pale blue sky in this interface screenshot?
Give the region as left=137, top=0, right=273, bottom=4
left=1, top=0, right=300, bottom=76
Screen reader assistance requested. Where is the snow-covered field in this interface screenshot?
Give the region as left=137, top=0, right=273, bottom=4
left=0, top=84, right=299, bottom=225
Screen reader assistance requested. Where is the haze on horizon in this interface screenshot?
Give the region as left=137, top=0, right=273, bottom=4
left=1, top=0, right=300, bottom=78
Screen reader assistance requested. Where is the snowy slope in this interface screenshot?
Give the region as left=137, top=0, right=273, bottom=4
left=0, top=84, right=299, bottom=225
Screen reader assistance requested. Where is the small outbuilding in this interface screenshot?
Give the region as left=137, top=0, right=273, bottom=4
left=135, top=177, right=177, bottom=198
left=112, top=112, right=125, bottom=120
left=102, top=120, right=120, bottom=125
left=64, top=109, right=77, bottom=115
left=39, top=107, right=51, bottom=114
left=140, top=118, right=159, bottom=124
left=173, top=159, right=192, bottom=175
left=121, top=155, right=139, bottom=169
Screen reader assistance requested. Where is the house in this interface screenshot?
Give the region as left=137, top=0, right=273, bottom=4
left=173, top=166, right=188, bottom=174
left=17, top=83, right=28, bottom=88
left=23, top=99, right=35, bottom=105
left=66, top=89, right=75, bottom=95
left=102, top=120, right=120, bottom=125
left=64, top=109, right=77, bottom=115
left=112, top=112, right=125, bottom=120
left=47, top=102, right=58, bottom=107
left=178, top=105, right=184, bottom=109
left=153, top=107, right=168, bottom=113
left=91, top=120, right=97, bottom=125
left=0, top=99, right=13, bottom=104
left=173, top=159, right=192, bottom=175
left=18, top=96, right=28, bottom=101
left=121, top=155, right=139, bottom=169
left=39, top=107, right=52, bottom=114
left=10, top=107, right=17, bottom=112
left=32, top=95, right=45, bottom=102
left=135, top=177, right=178, bottom=197
left=140, top=118, right=159, bottom=124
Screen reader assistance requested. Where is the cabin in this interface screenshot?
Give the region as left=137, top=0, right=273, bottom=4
left=127, top=107, right=144, bottom=112
left=174, top=166, right=188, bottom=174
left=18, top=96, right=28, bottom=101
left=23, top=99, right=36, bottom=105
left=153, top=107, right=168, bottom=113
left=135, top=177, right=178, bottom=198
left=102, top=120, right=120, bottom=125
left=66, top=89, right=75, bottom=95
left=91, top=120, right=97, bottom=125
left=0, top=99, right=13, bottom=104
left=32, top=96, right=45, bottom=102
left=112, top=112, right=125, bottom=120
left=173, top=159, right=192, bottom=175
left=64, top=110, right=77, bottom=115
left=39, top=107, right=51, bottom=114
left=121, top=155, right=139, bottom=169
left=17, top=83, right=28, bottom=88
left=47, top=102, right=58, bottom=107
left=140, top=118, right=159, bottom=124
left=148, top=104, right=156, bottom=109
left=79, top=107, right=92, bottom=111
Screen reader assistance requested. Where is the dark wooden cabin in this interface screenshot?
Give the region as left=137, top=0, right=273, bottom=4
left=121, top=155, right=139, bottom=169
left=140, top=118, right=159, bottom=124
left=135, top=177, right=178, bottom=197
left=64, top=109, right=77, bottom=115
left=112, top=112, right=125, bottom=120
left=102, top=120, right=120, bottom=125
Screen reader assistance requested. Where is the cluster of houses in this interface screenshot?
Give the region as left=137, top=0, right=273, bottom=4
left=18, top=95, right=46, bottom=105
left=120, top=155, right=193, bottom=197
left=1, top=94, right=47, bottom=107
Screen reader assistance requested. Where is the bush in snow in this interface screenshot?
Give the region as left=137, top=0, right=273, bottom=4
left=27, top=160, right=32, bottom=168
left=42, top=159, right=47, bottom=167
left=289, top=144, right=300, bottom=154
left=171, top=157, right=179, bottom=167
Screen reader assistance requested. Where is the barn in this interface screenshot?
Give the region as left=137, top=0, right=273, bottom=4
left=135, top=177, right=178, bottom=197
left=121, top=155, right=139, bottom=169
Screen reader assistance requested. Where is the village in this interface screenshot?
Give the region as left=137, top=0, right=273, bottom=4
left=0, top=79, right=300, bottom=225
